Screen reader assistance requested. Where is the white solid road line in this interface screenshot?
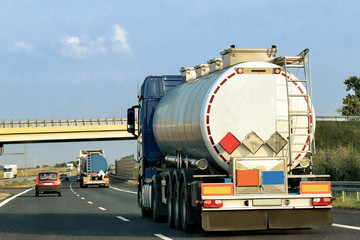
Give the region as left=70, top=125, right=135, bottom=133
left=154, top=234, right=173, bottom=240
left=109, top=186, right=136, bottom=195
left=98, top=207, right=106, bottom=211
left=333, top=223, right=360, bottom=231
left=0, top=188, right=34, bottom=208
left=116, top=216, right=130, bottom=222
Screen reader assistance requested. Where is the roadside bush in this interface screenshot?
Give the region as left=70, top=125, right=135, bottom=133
left=313, top=145, right=360, bottom=181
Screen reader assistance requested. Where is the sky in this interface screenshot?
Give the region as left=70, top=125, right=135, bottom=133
left=0, top=0, right=359, bottom=168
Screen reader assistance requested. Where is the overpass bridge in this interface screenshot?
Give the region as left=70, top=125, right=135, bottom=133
left=0, top=115, right=343, bottom=151
left=0, top=116, right=136, bottom=149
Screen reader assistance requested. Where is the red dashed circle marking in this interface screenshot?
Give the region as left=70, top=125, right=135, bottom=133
left=205, top=71, right=237, bottom=165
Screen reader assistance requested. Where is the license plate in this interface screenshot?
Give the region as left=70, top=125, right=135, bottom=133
left=44, top=182, right=53, bottom=185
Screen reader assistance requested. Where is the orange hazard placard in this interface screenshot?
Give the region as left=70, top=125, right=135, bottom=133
left=237, top=169, right=259, bottom=187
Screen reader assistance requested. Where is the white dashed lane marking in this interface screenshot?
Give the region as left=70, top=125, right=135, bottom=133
left=110, top=186, right=136, bottom=195
left=116, top=216, right=130, bottom=222
left=154, top=234, right=173, bottom=240
left=333, top=223, right=360, bottom=231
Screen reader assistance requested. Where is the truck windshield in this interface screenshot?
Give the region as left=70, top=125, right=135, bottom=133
left=39, top=173, right=57, bottom=180
left=4, top=168, right=12, bottom=172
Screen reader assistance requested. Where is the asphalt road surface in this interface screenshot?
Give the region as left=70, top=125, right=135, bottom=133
left=0, top=177, right=359, bottom=240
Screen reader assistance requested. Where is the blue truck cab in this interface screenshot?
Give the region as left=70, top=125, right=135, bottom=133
left=127, top=75, right=183, bottom=179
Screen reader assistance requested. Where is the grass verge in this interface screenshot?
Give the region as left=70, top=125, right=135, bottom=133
left=0, top=179, right=35, bottom=189
left=333, top=197, right=360, bottom=210
left=0, top=193, right=11, bottom=201
left=0, top=167, right=67, bottom=178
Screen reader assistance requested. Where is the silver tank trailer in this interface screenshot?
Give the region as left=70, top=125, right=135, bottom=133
left=153, top=60, right=313, bottom=173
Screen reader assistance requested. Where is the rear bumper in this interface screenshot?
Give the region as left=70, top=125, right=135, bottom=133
left=36, top=185, right=61, bottom=194
left=202, top=208, right=332, bottom=231
left=83, top=180, right=109, bottom=186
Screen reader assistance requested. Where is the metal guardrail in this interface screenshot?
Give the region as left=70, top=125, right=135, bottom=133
left=316, top=116, right=360, bottom=121
left=0, top=116, right=130, bottom=128
left=332, top=181, right=360, bottom=192
left=331, top=181, right=360, bottom=201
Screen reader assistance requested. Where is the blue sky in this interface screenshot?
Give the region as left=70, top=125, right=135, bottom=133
left=1, top=0, right=359, bottom=167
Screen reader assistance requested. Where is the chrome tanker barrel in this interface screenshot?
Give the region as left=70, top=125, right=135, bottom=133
left=153, top=48, right=314, bottom=173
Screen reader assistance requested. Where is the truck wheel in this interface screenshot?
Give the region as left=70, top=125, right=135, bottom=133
left=180, top=180, right=192, bottom=233
left=35, top=191, right=38, bottom=197
left=174, top=176, right=182, bottom=230
left=167, top=178, right=175, bottom=228
left=152, top=176, right=162, bottom=222
left=58, top=192, right=62, bottom=196
left=139, top=185, right=152, bottom=218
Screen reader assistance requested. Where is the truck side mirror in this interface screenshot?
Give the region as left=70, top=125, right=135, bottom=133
left=127, top=107, right=136, bottom=134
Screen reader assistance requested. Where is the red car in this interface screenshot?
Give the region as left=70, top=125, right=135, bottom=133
left=35, top=172, right=62, bottom=196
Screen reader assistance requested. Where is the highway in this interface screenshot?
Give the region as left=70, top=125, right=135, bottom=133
left=0, top=177, right=359, bottom=240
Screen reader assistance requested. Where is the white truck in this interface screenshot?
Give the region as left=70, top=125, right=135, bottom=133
left=66, top=163, right=73, bottom=172
left=127, top=45, right=333, bottom=232
left=3, top=164, right=17, bottom=178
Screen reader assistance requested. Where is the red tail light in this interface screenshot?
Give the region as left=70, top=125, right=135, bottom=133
left=312, top=197, right=332, bottom=206
left=203, top=200, right=223, bottom=208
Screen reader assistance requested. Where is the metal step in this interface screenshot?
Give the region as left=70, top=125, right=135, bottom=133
left=289, top=79, right=307, bottom=83
left=292, top=150, right=311, bottom=153
left=291, top=143, right=310, bottom=146
left=291, top=133, right=311, bottom=137
left=291, top=126, right=310, bottom=129
left=286, top=64, right=305, bottom=68
left=289, top=113, right=310, bottom=117
left=289, top=94, right=308, bottom=97
left=290, top=110, right=309, bottom=114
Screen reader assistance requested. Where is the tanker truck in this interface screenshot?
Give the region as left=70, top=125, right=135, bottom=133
left=127, top=45, right=332, bottom=232
left=78, top=150, right=109, bottom=188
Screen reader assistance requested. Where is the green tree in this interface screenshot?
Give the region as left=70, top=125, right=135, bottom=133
left=339, top=76, right=360, bottom=116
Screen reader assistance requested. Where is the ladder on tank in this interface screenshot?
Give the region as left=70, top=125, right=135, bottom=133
left=274, top=49, right=314, bottom=173
left=86, top=155, right=92, bottom=175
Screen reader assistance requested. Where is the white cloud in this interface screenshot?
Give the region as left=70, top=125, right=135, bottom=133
left=60, top=24, right=130, bottom=58
left=10, top=41, right=33, bottom=54
left=111, top=24, right=130, bottom=52
left=61, top=36, right=89, bottom=58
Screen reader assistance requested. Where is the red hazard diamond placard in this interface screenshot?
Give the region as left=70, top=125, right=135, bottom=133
left=219, top=132, right=240, bottom=154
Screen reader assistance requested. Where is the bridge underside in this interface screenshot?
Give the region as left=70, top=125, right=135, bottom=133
left=0, top=124, right=136, bottom=144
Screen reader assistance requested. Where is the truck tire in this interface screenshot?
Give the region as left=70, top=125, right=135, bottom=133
left=167, top=177, right=175, bottom=228
left=138, top=183, right=152, bottom=218
left=173, top=173, right=182, bottom=230
left=180, top=179, right=192, bottom=233
left=152, top=175, right=164, bottom=222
